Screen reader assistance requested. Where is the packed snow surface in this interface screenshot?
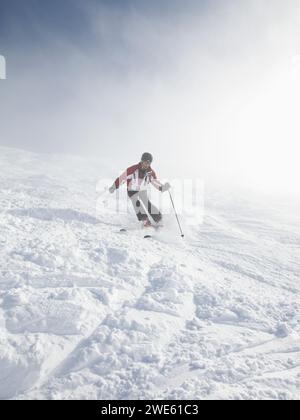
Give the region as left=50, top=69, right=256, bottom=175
left=0, top=146, right=299, bottom=400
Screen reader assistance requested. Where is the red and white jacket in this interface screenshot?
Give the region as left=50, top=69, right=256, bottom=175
left=114, top=163, right=163, bottom=193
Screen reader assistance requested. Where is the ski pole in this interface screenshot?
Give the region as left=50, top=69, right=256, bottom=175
left=169, top=191, right=185, bottom=238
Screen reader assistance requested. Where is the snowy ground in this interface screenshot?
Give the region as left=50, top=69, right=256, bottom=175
left=0, top=146, right=299, bottom=400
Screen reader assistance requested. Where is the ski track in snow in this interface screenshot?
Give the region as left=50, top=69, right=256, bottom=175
left=0, top=146, right=299, bottom=400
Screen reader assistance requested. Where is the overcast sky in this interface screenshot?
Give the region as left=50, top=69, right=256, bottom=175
left=1, top=0, right=300, bottom=192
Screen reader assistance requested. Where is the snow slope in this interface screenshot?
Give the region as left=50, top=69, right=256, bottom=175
left=0, top=146, right=299, bottom=400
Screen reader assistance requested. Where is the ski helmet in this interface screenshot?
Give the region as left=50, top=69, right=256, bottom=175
left=141, top=152, right=153, bottom=163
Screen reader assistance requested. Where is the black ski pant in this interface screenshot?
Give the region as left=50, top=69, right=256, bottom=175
left=128, top=190, right=162, bottom=224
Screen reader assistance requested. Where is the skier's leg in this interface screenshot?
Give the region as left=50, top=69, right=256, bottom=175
left=139, top=191, right=162, bottom=224
left=128, top=191, right=148, bottom=221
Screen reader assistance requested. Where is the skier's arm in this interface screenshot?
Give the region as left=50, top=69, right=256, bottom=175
left=114, top=169, right=128, bottom=190
left=151, top=171, right=170, bottom=192
left=150, top=170, right=163, bottom=191
left=110, top=165, right=138, bottom=193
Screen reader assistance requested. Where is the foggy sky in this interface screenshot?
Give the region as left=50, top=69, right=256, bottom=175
left=1, top=0, right=300, bottom=192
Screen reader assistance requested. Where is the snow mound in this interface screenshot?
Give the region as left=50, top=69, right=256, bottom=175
left=0, top=146, right=299, bottom=400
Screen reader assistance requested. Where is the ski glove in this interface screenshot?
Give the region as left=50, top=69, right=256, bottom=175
left=109, top=185, right=116, bottom=194
left=160, top=182, right=171, bottom=193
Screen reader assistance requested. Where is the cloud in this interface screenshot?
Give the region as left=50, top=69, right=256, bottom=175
left=1, top=0, right=300, bottom=193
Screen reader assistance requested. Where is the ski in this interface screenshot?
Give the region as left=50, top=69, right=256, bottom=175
left=120, top=228, right=153, bottom=239
left=119, top=222, right=163, bottom=239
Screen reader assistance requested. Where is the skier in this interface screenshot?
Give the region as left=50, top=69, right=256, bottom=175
left=109, top=152, right=171, bottom=228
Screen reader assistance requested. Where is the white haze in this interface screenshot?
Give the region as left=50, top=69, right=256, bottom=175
left=1, top=0, right=300, bottom=194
